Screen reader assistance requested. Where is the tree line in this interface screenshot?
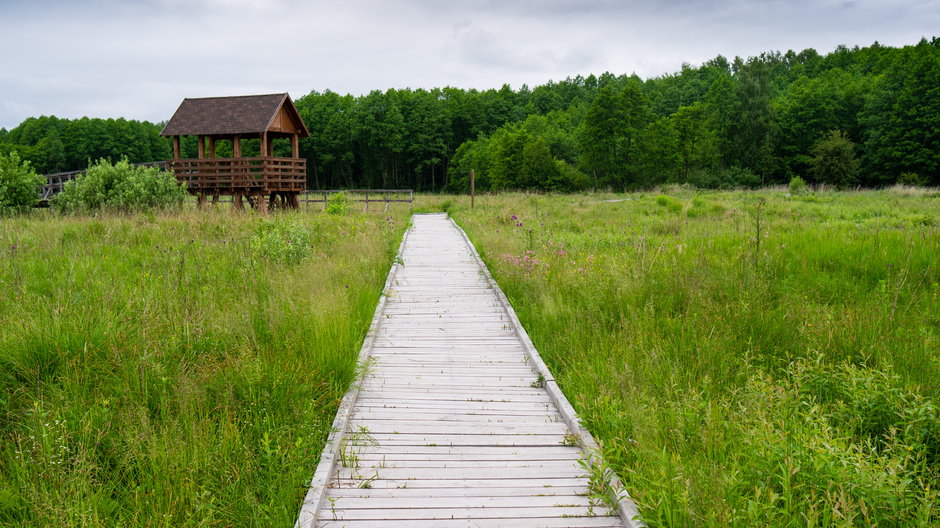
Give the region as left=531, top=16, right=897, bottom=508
left=1, top=38, right=937, bottom=190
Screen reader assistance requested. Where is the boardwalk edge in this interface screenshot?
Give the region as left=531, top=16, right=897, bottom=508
left=294, top=217, right=415, bottom=528
left=449, top=214, right=647, bottom=528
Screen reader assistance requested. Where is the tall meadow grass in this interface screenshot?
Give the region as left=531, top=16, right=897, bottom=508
left=449, top=188, right=939, bottom=527
left=0, top=208, right=406, bottom=525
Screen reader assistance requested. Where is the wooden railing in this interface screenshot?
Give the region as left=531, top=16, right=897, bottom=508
left=170, top=157, right=306, bottom=193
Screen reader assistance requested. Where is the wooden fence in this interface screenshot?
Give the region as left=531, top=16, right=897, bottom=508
left=302, top=190, right=413, bottom=211
left=205, top=189, right=414, bottom=211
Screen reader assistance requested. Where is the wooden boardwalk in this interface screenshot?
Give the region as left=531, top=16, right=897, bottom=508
left=296, top=214, right=642, bottom=528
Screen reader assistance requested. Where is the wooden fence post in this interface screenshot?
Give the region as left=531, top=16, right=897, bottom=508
left=470, top=169, right=475, bottom=209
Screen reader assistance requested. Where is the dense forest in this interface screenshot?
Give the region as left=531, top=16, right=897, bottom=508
left=1, top=38, right=937, bottom=190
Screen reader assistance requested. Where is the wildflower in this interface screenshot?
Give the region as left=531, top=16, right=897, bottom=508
left=510, top=214, right=518, bottom=220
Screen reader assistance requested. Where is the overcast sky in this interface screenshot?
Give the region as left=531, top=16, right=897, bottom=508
left=1, top=0, right=937, bottom=129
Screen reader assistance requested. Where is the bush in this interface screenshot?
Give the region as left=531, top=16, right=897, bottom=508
left=898, top=172, right=927, bottom=187
left=788, top=176, right=809, bottom=195
left=53, top=158, right=186, bottom=213
left=810, top=130, right=860, bottom=188
left=0, top=151, right=44, bottom=214
left=326, top=191, right=351, bottom=215
left=250, top=218, right=312, bottom=265
left=556, top=160, right=590, bottom=191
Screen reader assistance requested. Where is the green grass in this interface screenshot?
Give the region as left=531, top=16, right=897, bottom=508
left=0, top=208, right=407, bottom=526
left=448, top=187, right=940, bottom=527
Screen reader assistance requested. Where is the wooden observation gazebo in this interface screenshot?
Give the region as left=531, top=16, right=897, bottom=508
left=161, top=93, right=309, bottom=211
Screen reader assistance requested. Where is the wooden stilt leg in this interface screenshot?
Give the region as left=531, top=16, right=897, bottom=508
left=197, top=193, right=206, bottom=208
left=233, top=193, right=243, bottom=211
left=256, top=194, right=268, bottom=214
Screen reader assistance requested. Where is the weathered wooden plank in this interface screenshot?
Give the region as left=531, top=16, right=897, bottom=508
left=317, top=518, right=623, bottom=528
left=343, top=421, right=569, bottom=435
left=350, top=412, right=561, bottom=423
left=351, top=459, right=584, bottom=470
left=327, top=485, right=588, bottom=497
left=344, top=435, right=574, bottom=448
left=352, top=452, right=580, bottom=462
left=323, top=506, right=605, bottom=521
left=328, top=477, right=595, bottom=490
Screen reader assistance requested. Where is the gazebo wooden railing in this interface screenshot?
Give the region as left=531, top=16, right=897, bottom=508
left=170, top=157, right=306, bottom=209
left=171, top=157, right=306, bottom=191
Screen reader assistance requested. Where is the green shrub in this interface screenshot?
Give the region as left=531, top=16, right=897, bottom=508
left=810, top=130, right=860, bottom=188
left=53, top=158, right=186, bottom=213
left=250, top=218, right=312, bottom=265
left=898, top=172, right=927, bottom=187
left=326, top=191, right=351, bottom=215
left=788, top=176, right=808, bottom=195
left=556, top=160, right=591, bottom=191
left=0, top=151, right=44, bottom=214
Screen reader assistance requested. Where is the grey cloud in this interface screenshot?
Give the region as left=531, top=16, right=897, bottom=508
left=1, top=0, right=938, bottom=128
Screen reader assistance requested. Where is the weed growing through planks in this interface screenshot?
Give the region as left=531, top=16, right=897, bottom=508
left=561, top=430, right=579, bottom=447
left=339, top=426, right=377, bottom=472
left=327, top=497, right=339, bottom=521
left=356, top=471, right=379, bottom=489
left=531, top=372, right=546, bottom=388
left=578, top=448, right=627, bottom=516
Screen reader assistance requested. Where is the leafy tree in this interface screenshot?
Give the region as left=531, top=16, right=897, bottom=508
left=579, top=78, right=653, bottom=189
left=671, top=102, right=719, bottom=179
left=810, top=130, right=860, bottom=188
left=704, top=72, right=737, bottom=169
left=727, top=58, right=775, bottom=180
left=774, top=69, right=872, bottom=180
left=862, top=39, right=940, bottom=185
left=0, top=151, right=44, bottom=213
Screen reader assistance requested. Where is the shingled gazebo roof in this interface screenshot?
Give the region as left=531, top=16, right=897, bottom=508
left=160, top=93, right=309, bottom=137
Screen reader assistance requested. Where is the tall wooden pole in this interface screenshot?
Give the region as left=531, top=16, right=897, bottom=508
left=470, top=169, right=475, bottom=209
